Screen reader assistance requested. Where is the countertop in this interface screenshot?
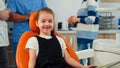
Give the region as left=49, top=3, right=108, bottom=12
left=98, top=30, right=117, bottom=34
left=57, top=30, right=76, bottom=34
left=8, top=30, right=117, bottom=34
left=57, top=29, right=117, bottom=34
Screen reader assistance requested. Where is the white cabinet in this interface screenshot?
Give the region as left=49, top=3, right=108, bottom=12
left=98, top=34, right=116, bottom=39
left=58, top=30, right=117, bottom=51
left=98, top=30, right=116, bottom=39
left=57, top=31, right=77, bottom=51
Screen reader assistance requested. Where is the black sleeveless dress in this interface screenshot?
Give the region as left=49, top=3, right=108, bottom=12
left=35, top=35, right=70, bottom=68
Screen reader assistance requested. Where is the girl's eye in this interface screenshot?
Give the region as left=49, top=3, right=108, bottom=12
left=42, top=21, right=46, bottom=23
left=48, top=20, right=52, bottom=23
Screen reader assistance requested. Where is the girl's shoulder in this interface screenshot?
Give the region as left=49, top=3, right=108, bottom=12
left=28, top=36, right=38, bottom=42
left=56, top=36, right=64, bottom=40
left=56, top=36, right=65, bottom=43
left=55, top=36, right=66, bottom=50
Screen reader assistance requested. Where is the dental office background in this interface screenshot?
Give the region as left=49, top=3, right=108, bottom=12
left=8, top=0, right=120, bottom=32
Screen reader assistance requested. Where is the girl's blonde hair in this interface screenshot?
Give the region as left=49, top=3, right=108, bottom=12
left=36, top=7, right=55, bottom=35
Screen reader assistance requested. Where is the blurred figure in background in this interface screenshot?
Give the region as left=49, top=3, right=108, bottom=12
left=0, top=0, right=11, bottom=68
left=7, top=0, right=47, bottom=67
left=68, top=0, right=99, bottom=65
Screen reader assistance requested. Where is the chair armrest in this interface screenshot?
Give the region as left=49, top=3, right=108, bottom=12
left=75, top=49, right=94, bottom=59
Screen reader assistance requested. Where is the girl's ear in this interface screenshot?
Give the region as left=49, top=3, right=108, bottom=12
left=36, top=21, right=39, bottom=27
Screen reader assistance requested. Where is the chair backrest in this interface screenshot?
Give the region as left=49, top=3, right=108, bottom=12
left=16, top=12, right=79, bottom=68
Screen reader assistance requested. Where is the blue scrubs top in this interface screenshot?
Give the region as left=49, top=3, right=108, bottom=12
left=7, top=0, right=47, bottom=42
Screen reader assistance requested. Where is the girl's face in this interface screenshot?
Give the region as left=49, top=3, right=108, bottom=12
left=36, top=12, right=54, bottom=36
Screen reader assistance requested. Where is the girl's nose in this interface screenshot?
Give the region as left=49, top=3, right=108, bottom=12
left=45, top=21, right=50, bottom=25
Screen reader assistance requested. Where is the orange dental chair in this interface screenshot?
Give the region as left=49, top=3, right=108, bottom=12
left=16, top=12, right=79, bottom=68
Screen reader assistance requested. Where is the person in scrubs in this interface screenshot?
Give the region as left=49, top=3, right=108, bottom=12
left=0, top=0, right=11, bottom=68
left=7, top=0, right=47, bottom=67
left=68, top=0, right=100, bottom=65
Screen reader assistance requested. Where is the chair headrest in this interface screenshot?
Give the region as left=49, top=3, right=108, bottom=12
left=29, top=12, right=40, bottom=33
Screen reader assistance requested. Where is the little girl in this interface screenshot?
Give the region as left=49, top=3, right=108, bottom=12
left=26, top=7, right=96, bottom=68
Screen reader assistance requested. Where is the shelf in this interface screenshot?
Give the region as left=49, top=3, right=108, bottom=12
left=101, top=0, right=120, bottom=2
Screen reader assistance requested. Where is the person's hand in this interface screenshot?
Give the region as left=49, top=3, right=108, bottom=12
left=83, top=64, right=97, bottom=68
left=5, top=8, right=11, bottom=13
left=68, top=16, right=80, bottom=25
left=0, top=8, right=11, bottom=20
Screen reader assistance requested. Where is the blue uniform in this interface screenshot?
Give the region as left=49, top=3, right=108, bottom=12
left=7, top=0, right=47, bottom=64
left=76, top=0, right=99, bottom=65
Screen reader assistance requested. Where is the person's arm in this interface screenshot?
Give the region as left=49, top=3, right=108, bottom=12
left=26, top=37, right=39, bottom=68
left=68, top=16, right=80, bottom=25
left=64, top=49, right=96, bottom=68
left=9, top=13, right=29, bottom=22
left=7, top=0, right=29, bottom=22
left=57, top=36, right=96, bottom=68
left=28, top=49, right=36, bottom=68
left=79, top=0, right=99, bottom=24
left=64, top=49, right=84, bottom=68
